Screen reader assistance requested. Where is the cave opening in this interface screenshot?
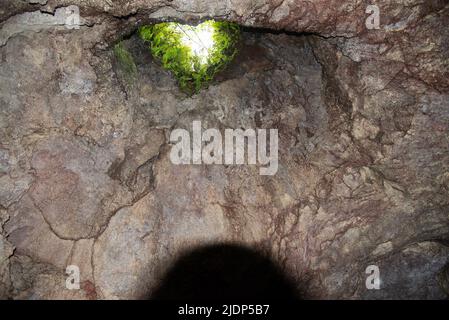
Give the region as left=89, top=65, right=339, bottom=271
left=136, top=20, right=240, bottom=94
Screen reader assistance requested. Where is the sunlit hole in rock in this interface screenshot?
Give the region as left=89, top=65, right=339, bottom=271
left=138, top=20, right=240, bottom=94
left=174, top=22, right=215, bottom=67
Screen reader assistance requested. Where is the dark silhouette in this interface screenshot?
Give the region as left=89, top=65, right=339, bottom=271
left=150, top=244, right=300, bottom=300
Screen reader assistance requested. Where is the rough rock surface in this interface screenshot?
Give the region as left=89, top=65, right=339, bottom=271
left=0, top=0, right=448, bottom=299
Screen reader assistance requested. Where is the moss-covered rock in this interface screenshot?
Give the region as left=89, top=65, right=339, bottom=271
left=113, top=41, right=137, bottom=83
left=139, top=20, right=240, bottom=94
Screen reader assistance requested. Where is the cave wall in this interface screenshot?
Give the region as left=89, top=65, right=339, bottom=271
left=0, top=0, right=448, bottom=299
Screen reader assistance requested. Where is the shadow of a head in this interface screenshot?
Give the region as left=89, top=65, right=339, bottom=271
left=150, top=244, right=300, bottom=300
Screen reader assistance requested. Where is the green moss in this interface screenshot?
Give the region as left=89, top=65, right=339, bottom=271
left=113, top=42, right=137, bottom=79
left=139, top=20, right=240, bottom=94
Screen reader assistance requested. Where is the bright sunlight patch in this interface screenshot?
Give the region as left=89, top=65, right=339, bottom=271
left=139, top=20, right=240, bottom=94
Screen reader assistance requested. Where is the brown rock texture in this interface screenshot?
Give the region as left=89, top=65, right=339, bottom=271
left=0, top=0, right=448, bottom=299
